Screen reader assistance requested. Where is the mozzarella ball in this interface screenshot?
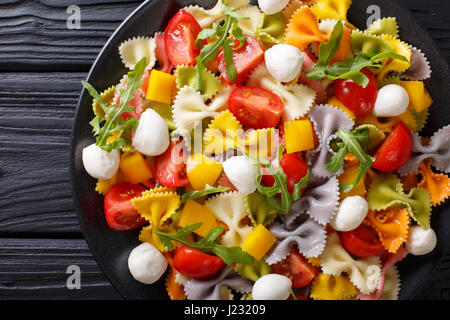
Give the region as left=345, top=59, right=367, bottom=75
left=222, top=156, right=259, bottom=195
left=373, top=84, right=410, bottom=117
left=82, top=143, right=120, bottom=180
left=330, top=196, right=369, bottom=231
left=265, top=44, right=304, bottom=82
left=132, top=109, right=170, bottom=156
left=252, top=274, right=292, bottom=300
left=258, top=0, right=290, bottom=15
left=406, top=226, right=437, bottom=256
left=128, top=242, right=168, bottom=284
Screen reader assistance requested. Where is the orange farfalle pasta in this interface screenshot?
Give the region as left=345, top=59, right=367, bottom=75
left=416, top=160, right=450, bottom=206
left=163, top=252, right=187, bottom=300
left=364, top=208, right=410, bottom=253
left=285, top=6, right=328, bottom=51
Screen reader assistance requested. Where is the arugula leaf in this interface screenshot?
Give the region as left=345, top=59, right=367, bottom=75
left=306, top=22, right=408, bottom=88
left=181, top=184, right=230, bottom=203
left=154, top=223, right=255, bottom=266
left=194, top=1, right=245, bottom=91
left=325, top=128, right=375, bottom=193
left=82, top=57, right=146, bottom=152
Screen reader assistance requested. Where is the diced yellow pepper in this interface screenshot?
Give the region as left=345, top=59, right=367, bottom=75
left=284, top=119, right=315, bottom=154
left=241, top=224, right=277, bottom=260
left=400, top=81, right=433, bottom=113
left=338, top=164, right=366, bottom=200
left=119, top=152, right=153, bottom=184
left=186, top=154, right=223, bottom=190
left=146, top=69, right=176, bottom=104
left=327, top=96, right=356, bottom=120
left=179, top=200, right=218, bottom=237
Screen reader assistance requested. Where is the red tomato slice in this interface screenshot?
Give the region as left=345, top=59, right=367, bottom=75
left=261, top=153, right=309, bottom=194
left=164, top=10, right=202, bottom=66
left=272, top=250, right=318, bottom=288
left=340, top=225, right=383, bottom=258
left=333, top=68, right=378, bottom=118
left=371, top=121, right=413, bottom=172
left=228, top=86, right=284, bottom=129
left=217, top=36, right=264, bottom=85
left=154, top=140, right=190, bottom=187
left=173, top=245, right=224, bottom=278
left=104, top=182, right=147, bottom=231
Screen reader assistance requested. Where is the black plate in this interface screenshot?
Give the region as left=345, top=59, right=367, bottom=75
left=71, top=0, right=450, bottom=300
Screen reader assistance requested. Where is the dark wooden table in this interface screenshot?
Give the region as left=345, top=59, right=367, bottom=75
left=0, top=0, right=449, bottom=300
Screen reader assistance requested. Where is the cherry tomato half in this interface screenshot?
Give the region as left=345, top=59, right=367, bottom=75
left=333, top=68, right=378, bottom=118
left=154, top=140, right=190, bottom=188
left=340, top=225, right=383, bottom=258
left=173, top=245, right=224, bottom=278
left=104, top=182, right=147, bottom=231
left=217, top=36, right=265, bottom=85
left=164, top=10, right=202, bottom=66
left=261, top=153, right=309, bottom=194
left=228, top=86, right=284, bottom=129
left=272, top=250, right=318, bottom=288
left=371, top=121, right=413, bottom=172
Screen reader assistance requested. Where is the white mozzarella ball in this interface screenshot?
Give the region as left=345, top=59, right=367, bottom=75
left=82, top=143, right=120, bottom=180
left=265, top=44, right=304, bottom=82
left=222, top=156, right=259, bottom=195
left=252, top=274, right=292, bottom=300
left=330, top=196, right=369, bottom=231
left=258, top=0, right=290, bottom=15
left=132, top=109, right=170, bottom=156
left=128, top=242, right=168, bottom=284
left=406, top=226, right=437, bottom=256
left=373, top=84, right=410, bottom=117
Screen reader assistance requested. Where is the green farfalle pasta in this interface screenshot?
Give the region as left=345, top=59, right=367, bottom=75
left=234, top=259, right=272, bottom=282
left=378, top=75, right=401, bottom=88
left=354, top=124, right=385, bottom=153
left=410, top=108, right=429, bottom=132
left=366, top=17, right=399, bottom=38
left=152, top=102, right=176, bottom=130
left=245, top=192, right=279, bottom=227
left=175, top=65, right=221, bottom=100
left=368, top=173, right=432, bottom=229
left=255, top=12, right=286, bottom=44
left=351, top=29, right=393, bottom=55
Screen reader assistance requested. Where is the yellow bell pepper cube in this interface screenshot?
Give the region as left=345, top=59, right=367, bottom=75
left=241, top=224, right=277, bottom=260
left=186, top=154, right=223, bottom=190
left=146, top=69, right=176, bottom=104
left=338, top=164, right=366, bottom=200
left=284, top=119, right=315, bottom=154
left=400, top=81, right=433, bottom=113
left=119, top=152, right=153, bottom=184
left=179, top=200, right=218, bottom=237
left=327, top=96, right=356, bottom=120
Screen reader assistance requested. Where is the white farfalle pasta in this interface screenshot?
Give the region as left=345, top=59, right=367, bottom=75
left=247, top=63, right=316, bottom=121
left=204, top=191, right=254, bottom=247
left=320, top=233, right=381, bottom=295
left=380, top=266, right=401, bottom=300
left=236, top=5, right=264, bottom=37
left=118, top=36, right=156, bottom=70
left=172, top=85, right=232, bottom=134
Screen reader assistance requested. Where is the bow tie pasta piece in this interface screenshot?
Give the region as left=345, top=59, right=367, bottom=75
left=284, top=175, right=340, bottom=226
left=236, top=5, right=264, bottom=37
left=365, top=17, right=399, bottom=38
left=174, top=66, right=221, bottom=100
left=367, top=173, right=432, bottom=230
left=320, top=233, right=381, bottom=295
left=163, top=252, right=188, bottom=300
left=245, top=192, right=278, bottom=227
left=184, top=267, right=253, bottom=300
left=204, top=191, right=254, bottom=246
left=281, top=0, right=303, bottom=22
left=399, top=46, right=432, bottom=81
left=310, top=273, right=357, bottom=300
left=364, top=208, right=410, bottom=254
left=398, top=125, right=450, bottom=176
left=310, top=0, right=354, bottom=28
left=92, top=85, right=116, bottom=120
left=379, top=266, right=401, bottom=300
left=234, top=259, right=272, bottom=282
left=355, top=108, right=417, bottom=134
left=184, top=0, right=250, bottom=28
left=415, top=160, right=450, bottom=206
left=255, top=12, right=287, bottom=45
left=119, top=36, right=156, bottom=71
left=247, top=63, right=316, bottom=121
left=266, top=215, right=327, bottom=264
left=285, top=5, right=329, bottom=51
left=351, top=30, right=393, bottom=55
left=376, top=35, right=412, bottom=81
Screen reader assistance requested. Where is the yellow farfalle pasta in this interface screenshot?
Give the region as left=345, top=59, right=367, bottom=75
left=310, top=0, right=354, bottom=28
left=376, top=35, right=412, bottom=81
left=310, top=273, right=358, bottom=300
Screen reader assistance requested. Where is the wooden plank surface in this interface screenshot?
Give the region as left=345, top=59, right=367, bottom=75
left=0, top=0, right=449, bottom=299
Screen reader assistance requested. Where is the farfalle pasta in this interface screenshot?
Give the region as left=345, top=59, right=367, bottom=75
left=79, top=0, right=449, bottom=301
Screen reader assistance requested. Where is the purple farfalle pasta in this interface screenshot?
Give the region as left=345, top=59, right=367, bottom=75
left=184, top=267, right=253, bottom=300
left=398, top=125, right=450, bottom=176
left=307, top=105, right=355, bottom=178
left=284, top=175, right=339, bottom=226
left=398, top=46, right=432, bottom=81
left=265, top=213, right=327, bottom=264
